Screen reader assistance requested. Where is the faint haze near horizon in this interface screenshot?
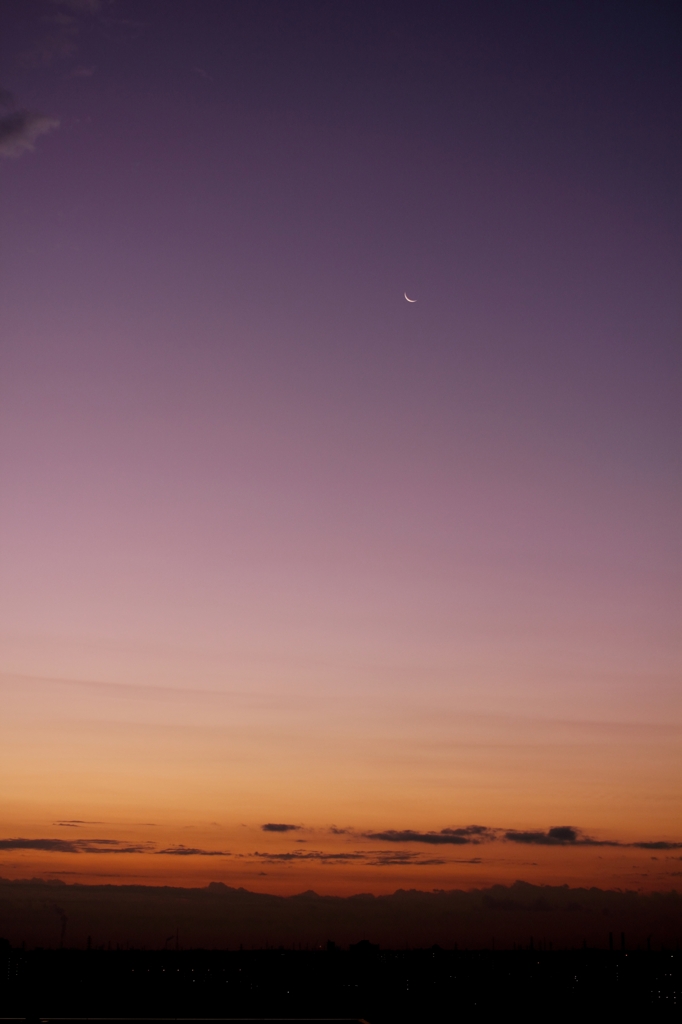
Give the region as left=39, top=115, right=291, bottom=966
left=0, top=0, right=680, bottom=894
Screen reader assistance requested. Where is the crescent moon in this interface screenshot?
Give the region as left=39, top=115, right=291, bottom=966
left=404, top=293, right=417, bottom=302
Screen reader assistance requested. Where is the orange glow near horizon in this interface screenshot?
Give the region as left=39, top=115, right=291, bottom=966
left=1, top=1, right=680, bottom=906
left=1, top=671, right=680, bottom=894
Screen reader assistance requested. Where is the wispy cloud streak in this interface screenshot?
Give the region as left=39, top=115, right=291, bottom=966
left=0, top=104, right=59, bottom=157
left=157, top=845, right=231, bottom=857
left=363, top=826, right=493, bottom=846
left=0, top=838, right=151, bottom=854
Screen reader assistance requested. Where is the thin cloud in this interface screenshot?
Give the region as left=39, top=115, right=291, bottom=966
left=0, top=672, right=298, bottom=713
left=250, top=847, right=483, bottom=867
left=76, top=842, right=151, bottom=854
left=252, top=850, right=365, bottom=862
left=157, top=845, right=231, bottom=857
left=54, top=820, right=104, bottom=827
left=363, top=826, right=494, bottom=846
left=21, top=17, right=79, bottom=67
left=355, top=849, right=445, bottom=867
left=0, top=838, right=80, bottom=853
left=20, top=0, right=113, bottom=69
left=3, top=825, right=677, bottom=861
left=65, top=65, right=96, bottom=77
left=362, top=823, right=681, bottom=850
left=367, top=851, right=428, bottom=866
left=0, top=837, right=151, bottom=854
left=0, top=109, right=59, bottom=158
left=631, top=841, right=682, bottom=850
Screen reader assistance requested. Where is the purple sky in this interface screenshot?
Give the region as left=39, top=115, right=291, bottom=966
left=0, top=1, right=680, bottom=890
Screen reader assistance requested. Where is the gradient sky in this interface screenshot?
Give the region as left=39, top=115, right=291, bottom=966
left=1, top=0, right=680, bottom=896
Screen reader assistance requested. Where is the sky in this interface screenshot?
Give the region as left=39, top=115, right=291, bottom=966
left=0, top=0, right=680, bottom=899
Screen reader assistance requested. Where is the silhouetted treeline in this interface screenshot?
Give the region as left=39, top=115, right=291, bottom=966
left=0, top=943, right=680, bottom=1020
left=1, top=876, right=681, bottom=950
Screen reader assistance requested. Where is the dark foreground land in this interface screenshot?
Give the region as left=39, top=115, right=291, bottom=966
left=1, top=946, right=680, bottom=1022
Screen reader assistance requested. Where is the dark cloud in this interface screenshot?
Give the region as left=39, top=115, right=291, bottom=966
left=632, top=841, right=682, bottom=850
left=546, top=826, right=578, bottom=842
left=364, top=826, right=494, bottom=846
left=360, top=823, right=681, bottom=850
left=252, top=850, right=364, bottom=863
left=630, top=843, right=679, bottom=851
left=0, top=837, right=150, bottom=854
left=0, top=108, right=59, bottom=158
left=504, top=827, right=589, bottom=846
left=503, top=827, right=682, bottom=849
left=252, top=848, right=483, bottom=867
left=157, top=846, right=231, bottom=857
left=2, top=826, right=677, bottom=861
left=0, top=839, right=80, bottom=853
